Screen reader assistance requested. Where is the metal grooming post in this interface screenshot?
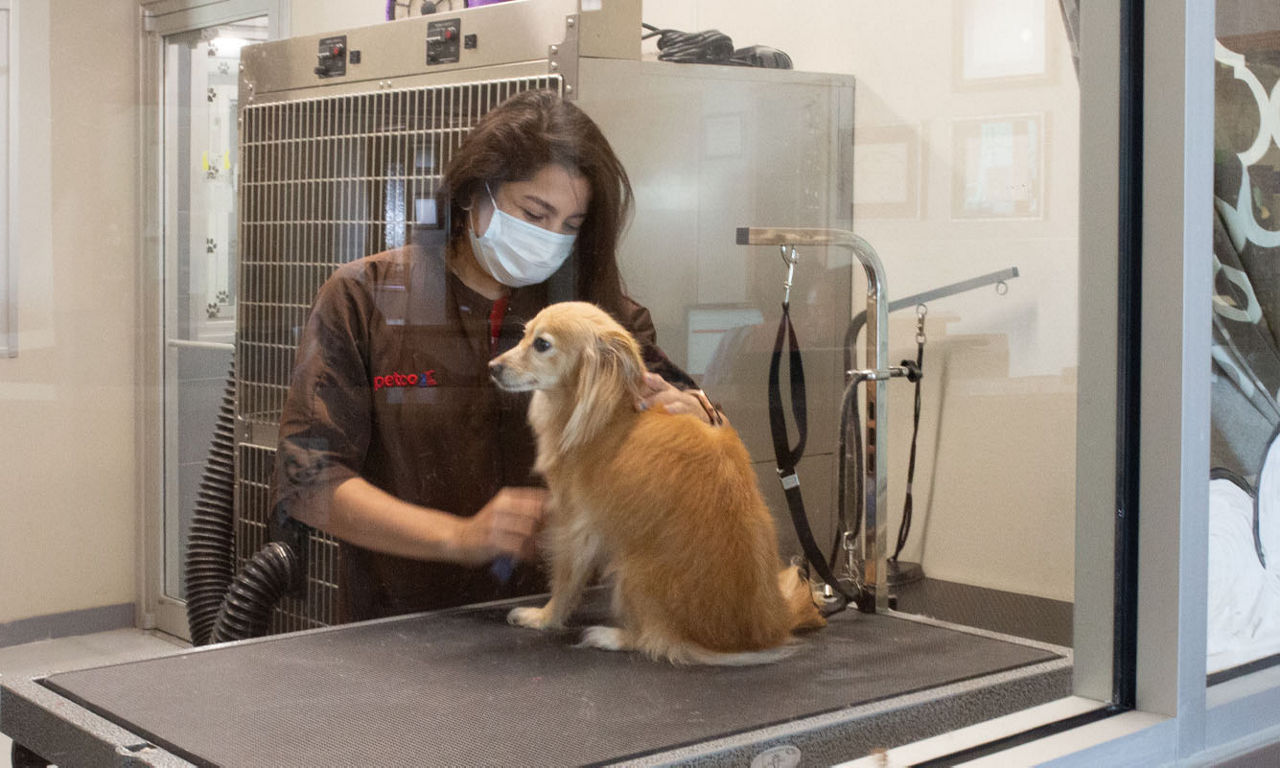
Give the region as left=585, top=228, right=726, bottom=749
left=737, top=227, right=892, bottom=613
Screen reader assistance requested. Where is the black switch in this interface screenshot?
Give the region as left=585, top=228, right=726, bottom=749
left=464, top=34, right=477, bottom=49
left=349, top=50, right=362, bottom=64
left=316, top=35, right=348, bottom=78
left=426, top=19, right=461, bottom=65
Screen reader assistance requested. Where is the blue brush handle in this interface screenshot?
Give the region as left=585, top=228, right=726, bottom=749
left=490, top=555, right=515, bottom=584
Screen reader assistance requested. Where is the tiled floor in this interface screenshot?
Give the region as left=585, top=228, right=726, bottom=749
left=0, top=630, right=189, bottom=767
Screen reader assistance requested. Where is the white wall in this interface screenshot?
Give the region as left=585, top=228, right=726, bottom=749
left=287, top=0, right=382, bottom=37
left=0, top=0, right=140, bottom=624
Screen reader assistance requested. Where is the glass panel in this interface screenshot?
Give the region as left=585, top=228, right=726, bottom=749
left=225, top=0, right=1082, bottom=740
left=1208, top=0, right=1280, bottom=682
left=800, top=0, right=1080, bottom=645
left=173, top=0, right=1088, bottom=760
left=4, top=0, right=1190, bottom=763
left=162, top=16, right=269, bottom=600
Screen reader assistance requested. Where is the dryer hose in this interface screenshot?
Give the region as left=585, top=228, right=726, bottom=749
left=210, top=542, right=299, bottom=643
left=184, top=367, right=238, bottom=646
left=185, top=362, right=301, bottom=646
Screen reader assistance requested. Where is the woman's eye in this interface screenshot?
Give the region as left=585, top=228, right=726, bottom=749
left=532, top=337, right=551, bottom=353
left=520, top=209, right=546, bottom=223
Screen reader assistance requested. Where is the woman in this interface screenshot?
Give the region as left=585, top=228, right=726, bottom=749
left=272, top=90, right=721, bottom=622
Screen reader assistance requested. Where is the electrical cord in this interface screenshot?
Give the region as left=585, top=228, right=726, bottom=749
left=642, top=22, right=736, bottom=64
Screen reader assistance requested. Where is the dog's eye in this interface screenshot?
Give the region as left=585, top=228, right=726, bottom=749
left=532, top=337, right=552, bottom=353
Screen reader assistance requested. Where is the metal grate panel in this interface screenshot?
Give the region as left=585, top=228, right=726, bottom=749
left=235, top=76, right=563, bottom=633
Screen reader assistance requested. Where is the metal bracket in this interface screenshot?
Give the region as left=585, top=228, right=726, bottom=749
left=549, top=15, right=581, bottom=98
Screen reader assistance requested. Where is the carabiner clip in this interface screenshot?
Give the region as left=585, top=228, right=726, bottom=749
left=780, top=246, right=799, bottom=305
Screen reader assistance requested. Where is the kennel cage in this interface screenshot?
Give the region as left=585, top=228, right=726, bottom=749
left=232, top=0, right=854, bottom=633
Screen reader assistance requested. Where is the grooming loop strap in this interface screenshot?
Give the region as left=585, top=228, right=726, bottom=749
left=768, top=258, right=856, bottom=608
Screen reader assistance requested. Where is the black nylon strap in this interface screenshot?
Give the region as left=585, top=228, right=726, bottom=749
left=892, top=338, right=925, bottom=561
left=768, top=303, right=807, bottom=469
left=768, top=303, right=856, bottom=604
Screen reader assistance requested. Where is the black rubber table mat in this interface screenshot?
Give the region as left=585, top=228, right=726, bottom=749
left=42, top=600, right=1062, bottom=767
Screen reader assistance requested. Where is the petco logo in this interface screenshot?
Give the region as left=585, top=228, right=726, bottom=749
left=373, top=370, right=439, bottom=391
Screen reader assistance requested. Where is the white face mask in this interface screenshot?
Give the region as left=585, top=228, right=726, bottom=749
left=468, top=184, right=577, bottom=288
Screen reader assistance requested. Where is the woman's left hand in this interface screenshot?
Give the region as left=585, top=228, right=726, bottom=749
left=636, top=372, right=712, bottom=424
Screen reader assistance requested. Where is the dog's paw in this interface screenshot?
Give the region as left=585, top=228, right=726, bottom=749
left=507, top=605, right=558, bottom=631
left=577, top=625, right=628, bottom=652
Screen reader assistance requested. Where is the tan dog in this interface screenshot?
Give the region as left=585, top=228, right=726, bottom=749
left=489, top=301, right=825, bottom=665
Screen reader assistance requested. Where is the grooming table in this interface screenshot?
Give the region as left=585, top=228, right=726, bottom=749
left=1, top=595, right=1070, bottom=767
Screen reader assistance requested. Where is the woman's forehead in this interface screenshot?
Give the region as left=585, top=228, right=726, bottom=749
left=505, top=164, right=590, bottom=216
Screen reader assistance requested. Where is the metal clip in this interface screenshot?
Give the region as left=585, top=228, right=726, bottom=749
left=841, top=530, right=864, bottom=591
left=780, top=246, right=799, bottom=305
left=778, top=470, right=800, bottom=490
left=916, top=303, right=928, bottom=345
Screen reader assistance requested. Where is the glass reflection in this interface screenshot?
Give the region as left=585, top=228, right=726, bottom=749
left=1208, top=0, right=1280, bottom=680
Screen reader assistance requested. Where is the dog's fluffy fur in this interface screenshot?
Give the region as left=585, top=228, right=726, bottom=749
left=489, top=301, right=825, bottom=665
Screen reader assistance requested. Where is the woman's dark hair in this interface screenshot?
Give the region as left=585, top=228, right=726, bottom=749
left=438, top=90, right=633, bottom=312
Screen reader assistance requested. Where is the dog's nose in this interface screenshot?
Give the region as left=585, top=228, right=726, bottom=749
left=488, top=361, right=505, bottom=382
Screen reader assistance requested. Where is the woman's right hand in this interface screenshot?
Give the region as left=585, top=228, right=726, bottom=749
left=452, top=487, right=548, bottom=566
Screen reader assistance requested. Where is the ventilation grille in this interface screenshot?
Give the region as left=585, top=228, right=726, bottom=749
left=235, top=76, right=563, bottom=633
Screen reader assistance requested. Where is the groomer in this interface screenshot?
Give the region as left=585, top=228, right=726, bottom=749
left=272, top=90, right=723, bottom=622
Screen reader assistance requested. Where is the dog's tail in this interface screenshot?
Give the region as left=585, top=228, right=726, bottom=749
left=778, top=565, right=827, bottom=632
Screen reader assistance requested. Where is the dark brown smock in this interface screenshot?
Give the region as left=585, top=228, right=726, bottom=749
left=271, top=244, right=694, bottom=622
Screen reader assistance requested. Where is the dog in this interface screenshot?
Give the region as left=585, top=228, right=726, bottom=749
left=488, top=301, right=825, bottom=665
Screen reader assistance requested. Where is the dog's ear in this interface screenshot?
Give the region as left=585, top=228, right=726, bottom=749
left=561, top=325, right=644, bottom=451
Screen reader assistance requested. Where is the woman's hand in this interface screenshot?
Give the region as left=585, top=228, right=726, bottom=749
left=452, top=487, right=548, bottom=566
left=635, top=372, right=718, bottom=425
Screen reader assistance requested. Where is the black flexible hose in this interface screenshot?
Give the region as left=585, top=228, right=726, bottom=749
left=211, top=542, right=299, bottom=643
left=184, top=366, right=238, bottom=646
left=185, top=359, right=303, bottom=646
